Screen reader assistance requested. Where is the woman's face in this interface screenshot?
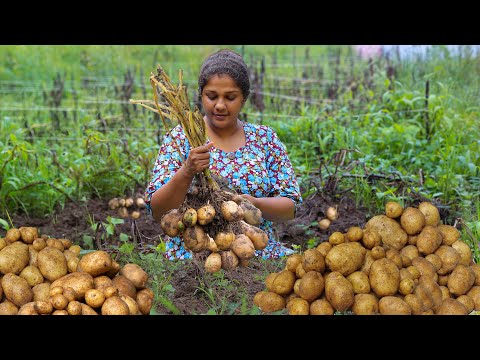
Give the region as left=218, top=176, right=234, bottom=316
left=201, top=74, right=244, bottom=129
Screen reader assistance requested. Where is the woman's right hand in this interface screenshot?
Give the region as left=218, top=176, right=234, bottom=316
left=182, top=142, right=214, bottom=178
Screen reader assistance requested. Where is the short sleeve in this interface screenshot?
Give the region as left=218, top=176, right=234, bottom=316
left=144, top=125, right=189, bottom=214
left=265, top=128, right=302, bottom=205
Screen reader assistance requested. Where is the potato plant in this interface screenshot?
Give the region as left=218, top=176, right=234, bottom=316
left=254, top=201, right=480, bottom=315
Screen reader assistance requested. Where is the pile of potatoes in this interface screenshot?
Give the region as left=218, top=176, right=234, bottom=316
left=254, top=201, right=480, bottom=315
left=0, top=227, right=154, bottom=315
left=161, top=194, right=268, bottom=273
left=109, top=196, right=146, bottom=220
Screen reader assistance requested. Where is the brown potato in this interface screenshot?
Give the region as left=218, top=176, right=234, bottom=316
left=160, top=209, right=183, bottom=237
left=32, top=238, right=47, bottom=252
left=316, top=242, right=332, bottom=257
left=105, top=259, right=121, bottom=278
left=67, top=258, right=80, bottom=273
left=310, top=298, right=335, bottom=315
left=0, top=300, right=19, bottom=315
left=386, top=249, right=403, bottom=270
left=37, top=246, right=68, bottom=281
left=403, top=294, right=425, bottom=314
left=214, top=232, right=235, bottom=251
left=103, top=286, right=118, bottom=299
left=471, top=264, right=480, bottom=286
left=418, top=202, right=440, bottom=226
left=34, top=300, right=53, bottom=314
left=183, top=225, right=209, bottom=252
left=385, top=201, right=403, bottom=218
left=298, top=271, right=324, bottom=302
left=19, top=227, right=37, bottom=244
left=101, top=296, right=130, bottom=315
left=456, top=295, right=475, bottom=313
left=197, top=204, right=216, bottom=225
left=46, top=238, right=64, bottom=252
left=93, top=275, right=114, bottom=291
left=411, top=257, right=437, bottom=279
left=256, top=291, right=286, bottom=313
left=347, top=271, right=371, bottom=294
left=242, top=223, right=268, bottom=250
left=400, top=245, right=420, bottom=260
left=360, top=250, right=375, bottom=275
left=0, top=241, right=30, bottom=275
left=112, top=275, right=137, bottom=299
left=287, top=297, right=309, bottom=315
left=271, top=270, right=296, bottom=295
left=19, top=265, right=44, bottom=287
left=302, top=249, right=325, bottom=273
left=295, top=263, right=306, bottom=278
left=352, top=293, right=379, bottom=315
left=240, top=201, right=262, bottom=226
left=365, top=215, right=408, bottom=250
left=80, top=303, right=98, bottom=315
left=438, top=224, right=460, bottom=246
left=451, top=240, right=472, bottom=266
left=182, top=208, right=197, bottom=227
left=434, top=245, right=460, bottom=275
left=378, top=296, right=411, bottom=315
left=324, top=272, right=354, bottom=312
left=416, top=225, right=443, bottom=255
left=253, top=291, right=268, bottom=308
left=328, top=232, right=345, bottom=245
left=50, top=293, right=68, bottom=310
left=466, top=286, right=480, bottom=311
left=345, top=227, right=363, bottom=242
left=85, top=288, right=106, bottom=308
left=447, top=265, right=475, bottom=296
left=5, top=228, right=21, bottom=243
left=119, top=263, right=148, bottom=289
left=221, top=201, right=242, bottom=222
left=439, top=286, right=451, bottom=301
left=285, top=254, right=303, bottom=273
left=362, top=229, right=381, bottom=249
left=369, top=258, right=400, bottom=297
left=63, top=287, right=77, bottom=302
left=51, top=309, right=68, bottom=315
left=1, top=273, right=33, bottom=307
left=50, top=272, right=94, bottom=301
left=398, top=278, right=415, bottom=295
left=425, top=254, right=442, bottom=272
left=400, top=207, right=425, bottom=235
left=205, top=253, right=222, bottom=273
left=370, top=246, right=386, bottom=260
left=136, top=288, right=154, bottom=315
left=231, top=234, right=256, bottom=260
left=435, top=298, right=469, bottom=315
left=120, top=294, right=139, bottom=315
left=220, top=250, right=239, bottom=270
left=32, top=282, right=51, bottom=302
left=18, top=302, right=39, bottom=315
left=66, top=300, right=82, bottom=315
left=325, top=242, right=365, bottom=276
left=77, top=250, right=112, bottom=277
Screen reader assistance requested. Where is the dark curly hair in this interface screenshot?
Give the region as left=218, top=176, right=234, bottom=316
left=198, top=49, right=250, bottom=103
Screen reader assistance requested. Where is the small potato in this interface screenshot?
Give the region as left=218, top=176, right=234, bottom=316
left=34, top=300, right=53, bottom=314
left=46, top=238, right=64, bottom=252
left=325, top=272, right=354, bottom=312
left=302, top=249, right=325, bottom=273
left=32, top=282, right=51, bottom=302
left=271, top=270, right=296, bottom=296
left=67, top=258, right=80, bottom=273
left=160, top=209, right=183, bottom=237
left=103, top=286, right=118, bottom=298
left=50, top=293, right=68, bottom=310
left=370, top=246, right=385, bottom=260
left=434, top=245, right=461, bottom=275
left=352, top=293, right=379, bottom=315
left=231, top=234, right=255, bottom=260
left=59, top=238, right=73, bottom=249
left=196, top=204, right=216, bottom=226
left=5, top=228, right=21, bottom=243
left=403, top=294, right=425, bottom=314
left=466, top=286, right=480, bottom=311
left=183, top=225, right=209, bottom=252
left=378, top=296, right=411, bottom=315
left=105, top=259, right=121, bottom=278
left=347, top=271, right=370, bottom=294
left=120, top=294, right=139, bottom=315
left=456, top=295, right=475, bottom=313
left=362, top=229, right=381, bottom=249
left=76, top=250, right=112, bottom=277
left=436, top=298, right=469, bottom=315
left=85, top=289, right=106, bottom=308
left=32, top=238, right=47, bottom=251
left=438, top=225, right=460, bottom=246
left=220, top=250, right=239, bottom=271
left=328, top=232, right=345, bottom=245
left=287, top=297, right=309, bottom=315
left=295, top=263, right=306, bottom=279
left=310, top=298, right=335, bottom=315
left=369, top=258, right=400, bottom=297
left=0, top=241, right=30, bottom=275
left=425, top=254, right=442, bottom=272
left=316, top=242, right=332, bottom=257
left=345, top=226, right=363, bottom=242
left=399, top=278, right=415, bottom=295
left=418, top=202, right=440, bottom=226
left=51, top=309, right=69, bottom=315
left=136, top=288, right=154, bottom=315
left=214, top=232, right=235, bottom=251
left=0, top=238, right=6, bottom=251
left=298, top=271, right=324, bottom=302
left=19, top=227, right=37, bottom=244
left=182, top=208, right=197, bottom=227
left=385, top=249, right=402, bottom=270
left=37, top=246, right=68, bottom=281
left=2, top=273, right=33, bottom=307
left=256, top=291, right=286, bottom=313
left=400, top=207, right=425, bottom=235
left=63, top=287, right=77, bottom=302
left=19, top=265, right=44, bottom=287
left=416, top=225, right=443, bottom=255
left=112, top=275, right=137, bottom=299
left=81, top=303, right=98, bottom=315
left=93, top=275, right=114, bottom=291
left=18, top=302, right=39, bottom=315
left=205, top=253, right=222, bottom=273
left=385, top=201, right=403, bottom=218
left=67, top=300, right=83, bottom=315
left=451, top=240, right=472, bottom=267
left=69, top=244, right=82, bottom=256
left=285, top=254, right=303, bottom=273
left=447, top=265, right=475, bottom=296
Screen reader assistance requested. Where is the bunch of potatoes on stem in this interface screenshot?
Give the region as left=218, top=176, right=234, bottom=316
left=160, top=181, right=268, bottom=273
left=0, top=227, right=154, bottom=315
left=254, top=201, right=480, bottom=315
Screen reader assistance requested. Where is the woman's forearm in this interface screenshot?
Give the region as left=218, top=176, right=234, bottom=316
left=250, top=196, right=296, bottom=223
left=149, top=166, right=194, bottom=223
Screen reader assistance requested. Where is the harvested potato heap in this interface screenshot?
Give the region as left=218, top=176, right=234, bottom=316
left=0, top=227, right=154, bottom=315
left=108, top=196, right=146, bottom=220
left=130, top=66, right=268, bottom=273
left=254, top=201, right=480, bottom=315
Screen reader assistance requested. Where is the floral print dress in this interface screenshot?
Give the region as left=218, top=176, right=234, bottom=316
left=145, top=121, right=302, bottom=260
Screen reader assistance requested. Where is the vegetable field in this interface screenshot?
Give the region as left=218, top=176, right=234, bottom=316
left=1, top=45, right=479, bottom=315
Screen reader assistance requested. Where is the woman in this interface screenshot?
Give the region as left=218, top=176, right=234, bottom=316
left=145, top=49, right=302, bottom=260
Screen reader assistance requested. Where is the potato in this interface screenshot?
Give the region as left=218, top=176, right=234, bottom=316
left=295, top=263, right=306, bottom=279
left=364, top=215, right=408, bottom=250
left=418, top=202, right=440, bottom=226
left=370, top=246, right=386, bottom=260
left=298, top=271, right=324, bottom=302
left=456, top=295, right=475, bottom=313
left=451, top=240, right=472, bottom=266
left=471, top=264, right=480, bottom=286
left=50, top=293, right=68, bottom=310
left=466, top=286, right=480, bottom=311
left=325, top=242, right=365, bottom=276
left=361, top=229, right=381, bottom=249
left=183, top=225, right=209, bottom=252
left=63, top=249, right=78, bottom=263
left=345, top=226, right=363, bottom=242
left=182, top=208, right=197, bottom=227
left=19, top=227, right=38, bottom=244
left=77, top=250, right=112, bottom=277
left=293, top=279, right=302, bottom=296
left=104, top=286, right=118, bottom=298
left=318, top=219, right=331, bottom=231
left=398, top=278, right=415, bottom=295
left=287, top=297, right=309, bottom=315
left=51, top=309, right=68, bottom=315
left=105, top=259, right=121, bottom=278
left=50, top=272, right=94, bottom=301
left=240, top=201, right=262, bottom=226
left=447, top=265, right=475, bottom=296
left=34, top=300, right=53, bottom=314
left=101, top=296, right=130, bottom=315
left=379, top=296, right=411, bottom=315
left=256, top=291, right=285, bottom=313
left=5, top=228, right=21, bottom=243
left=385, top=201, right=403, bottom=218
left=352, top=293, right=379, bottom=315
left=347, top=271, right=370, bottom=294
left=285, top=254, right=302, bottom=273
left=271, top=270, right=296, bottom=295
left=69, top=244, right=82, bottom=256
left=196, top=204, right=216, bottom=225
left=66, top=300, right=83, bottom=315
left=85, top=288, right=106, bottom=308
left=79, top=303, right=98, bottom=315
left=416, top=225, right=443, bottom=255
left=399, top=246, right=419, bottom=261
left=253, top=291, right=268, bottom=308
left=439, top=286, right=451, bottom=301
left=360, top=251, right=375, bottom=275
left=160, top=209, right=183, bottom=237
left=46, top=238, right=64, bottom=252
left=214, top=232, right=235, bottom=251
left=418, top=276, right=443, bottom=311
left=243, top=223, right=268, bottom=250
left=136, top=288, right=154, bottom=315
left=1, top=273, right=33, bottom=307
left=438, top=274, right=449, bottom=286
left=386, top=249, right=402, bottom=269
left=407, top=235, right=418, bottom=246
left=120, top=294, right=139, bottom=315
left=119, top=263, right=148, bottom=289
left=328, top=232, right=345, bottom=245
left=400, top=207, right=425, bottom=235
left=302, top=249, right=325, bottom=273
left=438, top=224, right=460, bottom=246
left=37, top=246, right=68, bottom=281
left=19, top=265, right=44, bottom=287
left=406, top=265, right=421, bottom=280
left=400, top=254, right=412, bottom=268
left=67, top=258, right=80, bottom=274
left=434, top=245, right=460, bottom=275
left=32, top=238, right=46, bottom=252
left=411, top=257, right=437, bottom=279
left=203, top=252, right=221, bottom=273
left=231, top=234, right=255, bottom=260
left=403, top=294, right=425, bottom=314
left=18, top=302, right=39, bottom=315
left=63, top=287, right=77, bottom=302
left=220, top=250, right=239, bottom=270
left=316, top=242, right=332, bottom=257
left=32, top=282, right=51, bottom=302
left=425, top=254, right=442, bottom=272
left=0, top=300, right=19, bottom=315
left=28, top=245, right=39, bottom=267
left=93, top=275, right=114, bottom=291
left=0, top=241, right=30, bottom=274
left=310, top=298, right=335, bottom=315
left=49, top=285, right=64, bottom=296
left=369, top=258, right=400, bottom=297
left=325, top=272, right=354, bottom=312
left=112, top=275, right=137, bottom=299
left=435, top=298, right=469, bottom=315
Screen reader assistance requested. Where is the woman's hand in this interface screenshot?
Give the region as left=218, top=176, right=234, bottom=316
left=182, top=142, right=214, bottom=178
left=240, top=193, right=258, bottom=207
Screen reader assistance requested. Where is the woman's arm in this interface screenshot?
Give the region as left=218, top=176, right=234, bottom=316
left=149, top=142, right=214, bottom=223
left=240, top=194, right=295, bottom=223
